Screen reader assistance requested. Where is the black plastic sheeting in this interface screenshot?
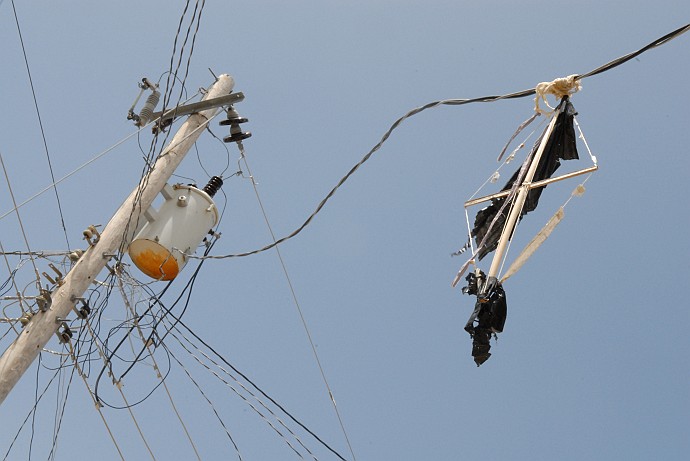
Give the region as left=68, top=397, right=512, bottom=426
left=472, top=96, right=579, bottom=261
left=462, top=270, right=507, bottom=366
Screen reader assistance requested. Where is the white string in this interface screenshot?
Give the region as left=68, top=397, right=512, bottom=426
left=573, top=116, right=598, bottom=165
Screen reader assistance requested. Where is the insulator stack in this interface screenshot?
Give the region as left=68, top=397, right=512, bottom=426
left=202, top=176, right=224, bottom=197
left=220, top=105, right=251, bottom=143
left=137, top=90, right=161, bottom=127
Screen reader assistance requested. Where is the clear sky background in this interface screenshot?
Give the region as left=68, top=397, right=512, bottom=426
left=1, top=1, right=689, bottom=460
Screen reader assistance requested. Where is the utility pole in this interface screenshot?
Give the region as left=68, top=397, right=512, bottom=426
left=0, top=74, right=235, bottom=405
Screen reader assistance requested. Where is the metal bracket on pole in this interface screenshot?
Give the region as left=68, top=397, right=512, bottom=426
left=150, top=92, right=245, bottom=126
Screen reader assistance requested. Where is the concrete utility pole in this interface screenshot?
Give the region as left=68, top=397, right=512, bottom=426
left=0, top=74, right=235, bottom=405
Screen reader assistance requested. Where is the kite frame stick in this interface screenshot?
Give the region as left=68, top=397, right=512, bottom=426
left=464, top=165, right=598, bottom=208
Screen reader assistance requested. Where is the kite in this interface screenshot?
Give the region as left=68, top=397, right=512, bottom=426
left=454, top=83, right=598, bottom=366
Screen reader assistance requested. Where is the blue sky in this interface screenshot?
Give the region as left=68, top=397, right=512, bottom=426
left=1, top=1, right=689, bottom=460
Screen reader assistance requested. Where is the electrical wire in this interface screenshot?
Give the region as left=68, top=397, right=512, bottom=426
left=93, top=240, right=213, bottom=409
left=166, top=311, right=349, bottom=461
left=0, top=125, right=148, bottom=222
left=97, top=258, right=345, bottom=459
left=46, top=355, right=77, bottom=461
left=162, top=341, right=243, bottom=460
left=3, top=18, right=687, bottom=461
left=115, top=270, right=202, bottom=460
left=123, top=0, right=207, bottom=265
left=10, top=0, right=71, bottom=252
left=0, top=149, right=41, bottom=287
left=163, top=323, right=318, bottom=460
left=188, top=22, right=690, bottom=260
left=65, top=338, right=127, bottom=461
left=237, top=141, right=357, bottom=460
left=1, top=354, right=67, bottom=461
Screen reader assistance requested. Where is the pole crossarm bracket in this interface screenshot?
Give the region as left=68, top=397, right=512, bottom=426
left=150, top=92, right=244, bottom=124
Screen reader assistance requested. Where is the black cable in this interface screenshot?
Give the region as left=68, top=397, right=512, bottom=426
left=93, top=239, right=214, bottom=408
left=204, top=22, right=689, bottom=260
left=10, top=0, right=71, bottom=252
left=167, top=312, right=349, bottom=461
left=28, top=352, right=40, bottom=460
left=1, top=361, right=64, bottom=461
left=577, top=23, right=690, bottom=79
left=159, top=339, right=244, bottom=459
left=47, top=357, right=77, bottom=461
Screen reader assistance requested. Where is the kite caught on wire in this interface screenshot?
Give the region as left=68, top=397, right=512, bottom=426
left=453, top=77, right=599, bottom=366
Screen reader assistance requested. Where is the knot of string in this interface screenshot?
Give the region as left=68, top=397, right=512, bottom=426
left=534, top=74, right=581, bottom=114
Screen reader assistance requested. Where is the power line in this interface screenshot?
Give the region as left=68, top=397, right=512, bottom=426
left=168, top=312, right=349, bottom=461
left=188, top=22, right=690, bottom=261
left=0, top=123, right=145, bottom=222
left=0, top=150, right=41, bottom=287
left=10, top=0, right=71, bottom=251
left=238, top=142, right=358, bottom=460
left=164, top=326, right=316, bottom=460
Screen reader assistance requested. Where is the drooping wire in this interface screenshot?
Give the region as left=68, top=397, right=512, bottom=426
left=205, top=125, right=236, bottom=177
left=10, top=0, right=71, bottom=252
left=0, top=241, right=29, bottom=317
left=187, top=22, right=690, bottom=261
left=105, top=257, right=344, bottom=459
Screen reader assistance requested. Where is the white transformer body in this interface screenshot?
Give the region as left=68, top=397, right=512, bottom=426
left=128, top=184, right=218, bottom=280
